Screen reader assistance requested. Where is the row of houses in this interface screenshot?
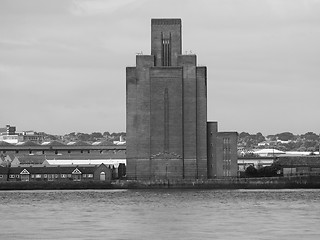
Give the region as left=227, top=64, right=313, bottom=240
left=0, top=163, right=126, bottom=182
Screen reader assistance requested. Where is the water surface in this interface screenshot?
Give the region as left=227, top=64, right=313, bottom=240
left=0, top=189, right=319, bottom=239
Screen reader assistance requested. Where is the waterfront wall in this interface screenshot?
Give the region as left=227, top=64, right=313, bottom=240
left=115, top=176, right=320, bottom=189
left=1, top=176, right=320, bottom=190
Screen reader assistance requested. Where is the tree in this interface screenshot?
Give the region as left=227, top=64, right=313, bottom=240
left=267, top=135, right=277, bottom=141
left=76, top=133, right=90, bottom=141
left=256, top=132, right=265, bottom=143
left=276, top=132, right=295, bottom=141
left=103, top=131, right=110, bottom=137
left=245, top=165, right=258, bottom=177
left=91, top=132, right=103, bottom=139
left=302, top=132, right=319, bottom=141
left=239, top=132, right=250, bottom=139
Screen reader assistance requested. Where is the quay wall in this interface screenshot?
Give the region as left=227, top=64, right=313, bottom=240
left=114, top=176, right=320, bottom=189
left=1, top=176, right=320, bottom=190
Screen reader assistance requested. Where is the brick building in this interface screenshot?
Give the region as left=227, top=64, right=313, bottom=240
left=126, top=19, right=237, bottom=180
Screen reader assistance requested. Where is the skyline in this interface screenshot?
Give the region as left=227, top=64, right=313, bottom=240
left=1, top=0, right=320, bottom=135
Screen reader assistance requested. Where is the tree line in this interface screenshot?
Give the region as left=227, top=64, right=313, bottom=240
left=239, top=131, right=320, bottom=152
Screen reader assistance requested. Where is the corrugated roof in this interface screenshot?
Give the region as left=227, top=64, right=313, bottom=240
left=46, top=159, right=125, bottom=167
left=67, top=141, right=91, bottom=146
left=41, top=141, right=66, bottom=146
left=92, top=140, right=111, bottom=146
left=45, top=154, right=125, bottom=160
left=254, top=149, right=285, bottom=154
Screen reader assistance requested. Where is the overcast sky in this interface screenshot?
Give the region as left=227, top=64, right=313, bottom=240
left=1, top=0, right=320, bottom=135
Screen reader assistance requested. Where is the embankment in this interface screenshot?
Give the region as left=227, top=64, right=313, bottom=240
left=1, top=175, right=320, bottom=190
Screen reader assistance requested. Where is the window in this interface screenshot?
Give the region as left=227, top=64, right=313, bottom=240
left=61, top=174, right=66, bottom=178
left=31, top=175, right=35, bottom=178
left=68, top=174, right=71, bottom=178
left=35, top=174, right=41, bottom=178
left=83, top=174, right=87, bottom=178
left=9, top=174, right=15, bottom=178
left=0, top=175, right=3, bottom=178
left=55, top=174, right=58, bottom=178
left=162, top=37, right=171, bottom=66
left=16, top=175, right=20, bottom=178
left=44, top=174, right=47, bottom=178
left=87, top=174, right=93, bottom=178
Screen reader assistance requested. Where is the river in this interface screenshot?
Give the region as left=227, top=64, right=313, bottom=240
left=0, top=189, right=319, bottom=239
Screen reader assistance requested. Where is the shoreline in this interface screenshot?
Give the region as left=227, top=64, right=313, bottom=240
left=1, top=175, right=320, bottom=190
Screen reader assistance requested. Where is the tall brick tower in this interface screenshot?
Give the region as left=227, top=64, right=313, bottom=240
left=126, top=19, right=207, bottom=180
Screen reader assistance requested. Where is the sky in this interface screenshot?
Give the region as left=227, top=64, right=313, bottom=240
left=1, top=0, right=320, bottom=135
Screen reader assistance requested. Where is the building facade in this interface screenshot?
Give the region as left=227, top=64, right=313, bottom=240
left=126, top=19, right=208, bottom=180
left=207, top=122, right=238, bottom=178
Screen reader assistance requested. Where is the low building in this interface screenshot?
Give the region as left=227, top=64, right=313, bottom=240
left=0, top=135, right=20, bottom=144
left=0, top=167, right=9, bottom=181
left=7, top=164, right=112, bottom=182
left=0, top=125, right=16, bottom=135
left=238, top=156, right=274, bottom=172
left=275, top=156, right=320, bottom=176
left=253, top=148, right=285, bottom=157
left=18, top=131, right=44, bottom=143
left=207, top=122, right=238, bottom=178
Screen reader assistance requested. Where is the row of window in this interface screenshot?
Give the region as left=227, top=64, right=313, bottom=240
left=8, top=174, right=94, bottom=179
left=223, top=170, right=231, bottom=177
left=1, top=150, right=126, bottom=154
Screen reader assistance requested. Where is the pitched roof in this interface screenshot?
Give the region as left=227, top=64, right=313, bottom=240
left=15, top=155, right=46, bottom=164
left=92, top=140, right=112, bottom=146
left=8, top=166, right=99, bottom=174
left=0, top=141, right=14, bottom=146
left=41, top=141, right=66, bottom=146
left=254, top=149, right=285, bottom=154
left=0, top=167, right=9, bottom=174
left=16, top=141, right=40, bottom=147
left=46, top=159, right=126, bottom=167
left=67, top=141, right=91, bottom=146
left=45, top=154, right=124, bottom=160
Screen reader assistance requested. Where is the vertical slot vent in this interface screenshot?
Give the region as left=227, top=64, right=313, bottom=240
left=161, top=37, right=171, bottom=66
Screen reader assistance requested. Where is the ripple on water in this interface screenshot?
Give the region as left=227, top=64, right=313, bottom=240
left=0, top=189, right=320, bottom=240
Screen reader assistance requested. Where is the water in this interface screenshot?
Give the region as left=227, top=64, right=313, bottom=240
left=0, top=189, right=320, bottom=240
